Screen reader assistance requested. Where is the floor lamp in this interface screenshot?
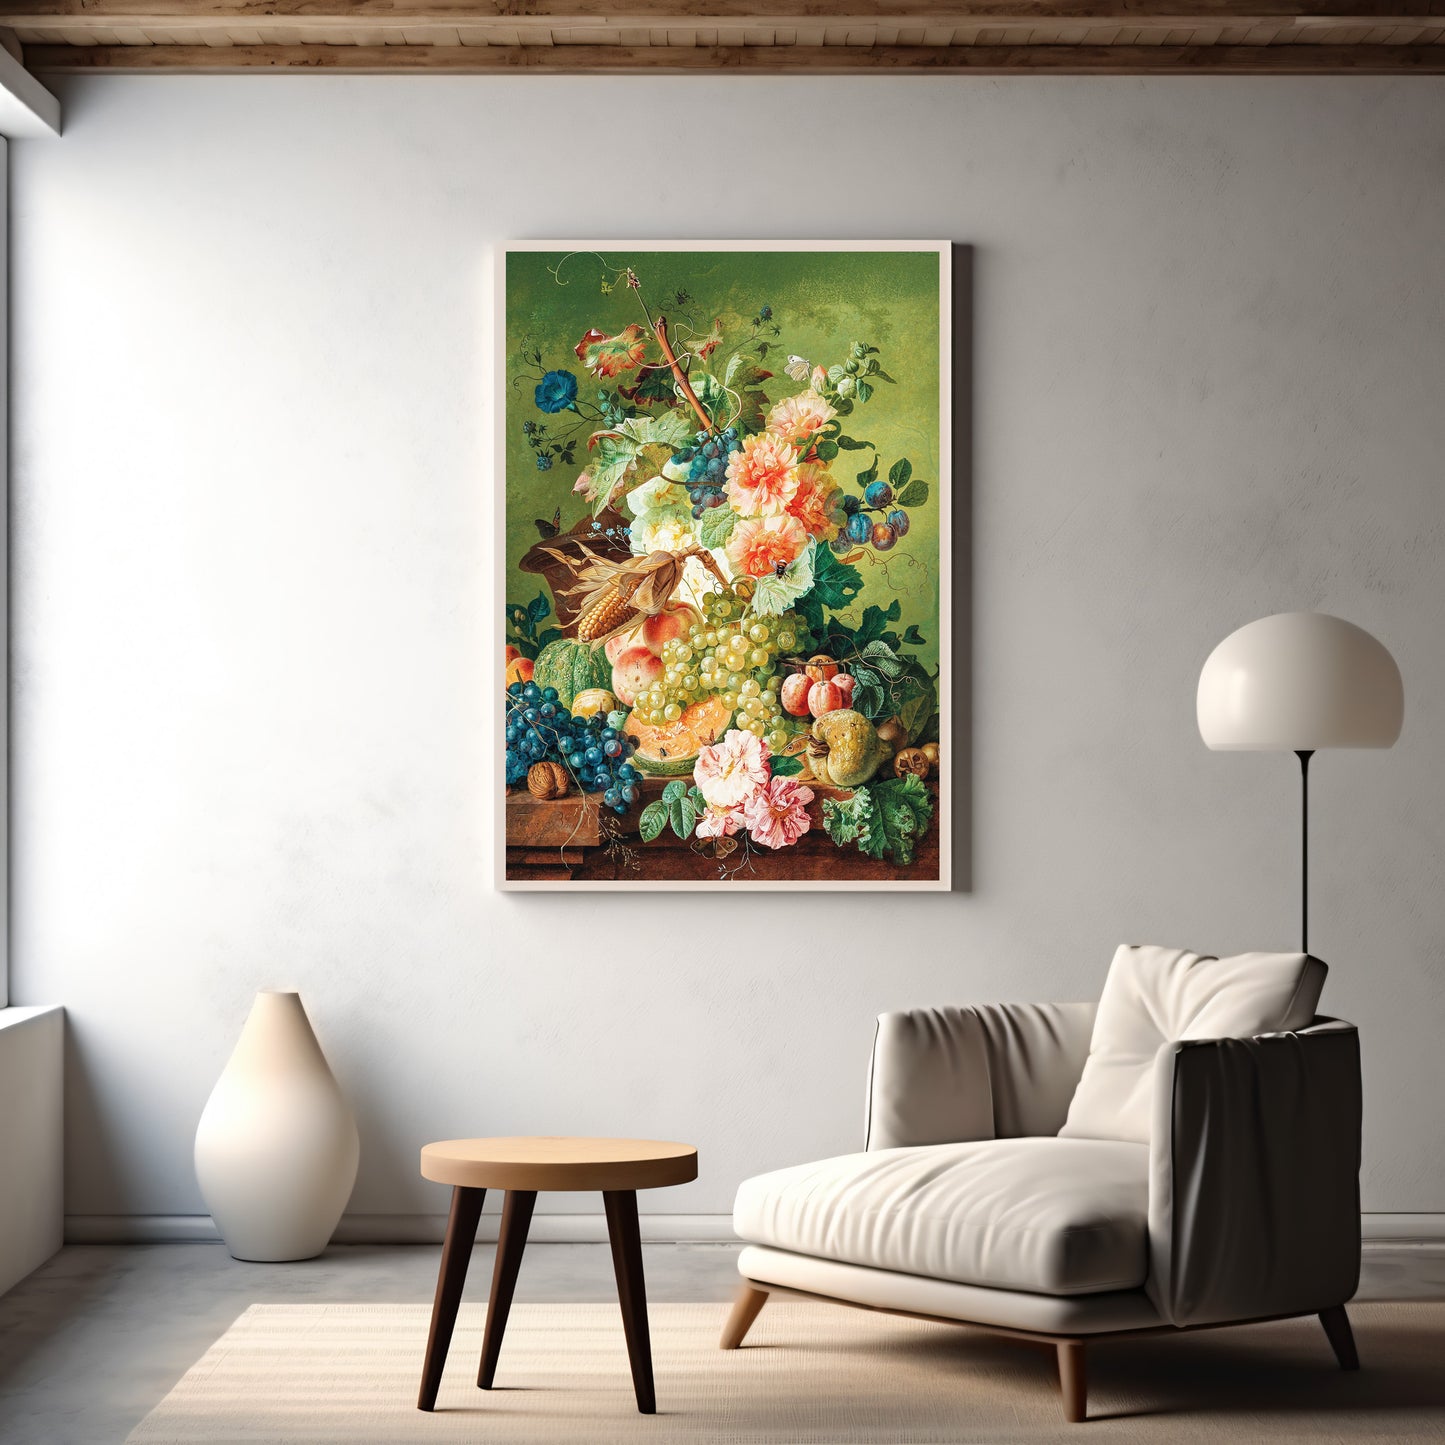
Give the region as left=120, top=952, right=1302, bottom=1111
left=1197, top=612, right=1403, bottom=952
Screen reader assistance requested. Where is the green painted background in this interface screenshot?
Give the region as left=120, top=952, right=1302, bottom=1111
left=503, top=248, right=943, bottom=677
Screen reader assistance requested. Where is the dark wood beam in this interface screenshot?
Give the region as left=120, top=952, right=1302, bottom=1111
left=12, top=0, right=1445, bottom=21
left=26, top=39, right=1445, bottom=69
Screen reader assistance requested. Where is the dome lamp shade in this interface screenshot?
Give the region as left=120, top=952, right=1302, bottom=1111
left=1197, top=611, right=1403, bottom=753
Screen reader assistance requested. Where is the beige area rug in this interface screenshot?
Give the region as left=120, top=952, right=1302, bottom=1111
left=127, top=1300, right=1445, bottom=1443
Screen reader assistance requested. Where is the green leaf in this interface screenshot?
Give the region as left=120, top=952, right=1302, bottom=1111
left=888, top=457, right=913, bottom=489
left=857, top=458, right=879, bottom=487
left=822, top=789, right=874, bottom=848
left=849, top=665, right=886, bottom=720
left=534, top=627, right=563, bottom=653
left=834, top=435, right=872, bottom=451
left=873, top=368, right=897, bottom=384
left=902, top=624, right=927, bottom=646
left=860, top=775, right=934, bottom=867
left=638, top=801, right=668, bottom=844
left=853, top=601, right=902, bottom=648
left=662, top=779, right=697, bottom=838
left=896, top=674, right=936, bottom=742
left=812, top=439, right=839, bottom=462
left=854, top=380, right=874, bottom=404
left=860, top=640, right=907, bottom=678
left=808, top=547, right=864, bottom=610
left=526, top=592, right=552, bottom=628
left=897, top=478, right=929, bottom=508
left=697, top=506, right=739, bottom=550
left=770, top=754, right=804, bottom=777
left=622, top=365, right=680, bottom=406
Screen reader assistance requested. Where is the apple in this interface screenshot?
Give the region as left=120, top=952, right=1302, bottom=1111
left=640, top=602, right=701, bottom=655
left=780, top=673, right=813, bottom=718
left=832, top=673, right=856, bottom=706
left=805, top=654, right=840, bottom=684
left=808, top=680, right=844, bottom=717
left=612, top=646, right=663, bottom=706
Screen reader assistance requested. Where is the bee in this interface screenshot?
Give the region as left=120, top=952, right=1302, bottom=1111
left=774, top=561, right=790, bottom=578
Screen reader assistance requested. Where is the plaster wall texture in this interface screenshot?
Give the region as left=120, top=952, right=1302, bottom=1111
left=10, top=77, right=1444, bottom=1222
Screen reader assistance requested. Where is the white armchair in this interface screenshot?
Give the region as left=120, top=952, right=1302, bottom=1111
left=722, top=946, right=1362, bottom=1423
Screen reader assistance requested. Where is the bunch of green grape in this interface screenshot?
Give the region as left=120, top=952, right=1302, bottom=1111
left=630, top=585, right=811, bottom=753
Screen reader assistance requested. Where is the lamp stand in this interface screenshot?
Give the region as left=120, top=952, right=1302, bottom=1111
left=1296, top=749, right=1313, bottom=953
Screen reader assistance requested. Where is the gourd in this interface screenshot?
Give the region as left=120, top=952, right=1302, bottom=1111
left=533, top=638, right=612, bottom=708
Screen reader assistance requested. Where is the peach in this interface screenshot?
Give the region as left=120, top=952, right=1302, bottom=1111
left=611, top=646, right=664, bottom=706
left=805, top=654, right=840, bottom=683
left=505, top=656, right=534, bottom=687
left=605, top=626, right=644, bottom=665
left=640, top=603, right=700, bottom=655
left=832, top=673, right=856, bottom=706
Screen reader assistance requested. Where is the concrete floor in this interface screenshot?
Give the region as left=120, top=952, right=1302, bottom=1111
left=0, top=1242, right=1441, bottom=1445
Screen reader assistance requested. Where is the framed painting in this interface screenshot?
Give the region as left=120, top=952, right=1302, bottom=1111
left=497, top=241, right=951, bottom=890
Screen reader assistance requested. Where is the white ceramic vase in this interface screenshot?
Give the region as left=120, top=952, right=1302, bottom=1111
left=195, top=990, right=359, bottom=1262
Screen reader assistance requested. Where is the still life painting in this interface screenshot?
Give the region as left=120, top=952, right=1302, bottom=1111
left=498, top=242, right=950, bottom=889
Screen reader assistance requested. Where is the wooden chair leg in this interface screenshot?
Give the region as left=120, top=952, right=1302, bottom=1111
left=1057, top=1340, right=1087, bottom=1424
left=1319, top=1304, right=1360, bottom=1371
left=417, top=1185, right=485, bottom=1412
left=720, top=1284, right=770, bottom=1349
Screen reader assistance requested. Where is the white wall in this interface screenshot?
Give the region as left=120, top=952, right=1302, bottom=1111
left=10, top=77, right=1445, bottom=1229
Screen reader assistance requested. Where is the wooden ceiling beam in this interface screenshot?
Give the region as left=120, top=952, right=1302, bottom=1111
left=12, top=0, right=1444, bottom=20
left=26, top=39, right=1445, bottom=68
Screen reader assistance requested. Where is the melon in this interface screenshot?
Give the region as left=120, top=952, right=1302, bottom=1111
left=623, top=695, right=734, bottom=778
left=534, top=638, right=611, bottom=708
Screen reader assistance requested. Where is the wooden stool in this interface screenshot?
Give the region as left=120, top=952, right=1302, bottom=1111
left=416, top=1136, right=698, bottom=1415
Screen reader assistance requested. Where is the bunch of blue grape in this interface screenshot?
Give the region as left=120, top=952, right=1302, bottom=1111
left=671, top=426, right=742, bottom=519
left=504, top=681, right=641, bottom=814
left=830, top=481, right=911, bottom=555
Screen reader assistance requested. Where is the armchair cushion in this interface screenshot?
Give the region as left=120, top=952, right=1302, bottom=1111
left=733, top=1137, right=1150, bottom=1296
left=1060, top=944, right=1327, bottom=1145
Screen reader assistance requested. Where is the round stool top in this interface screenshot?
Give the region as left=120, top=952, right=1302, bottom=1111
left=420, top=1136, right=698, bottom=1192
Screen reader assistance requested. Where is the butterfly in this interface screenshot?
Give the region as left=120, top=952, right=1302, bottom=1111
left=533, top=507, right=561, bottom=540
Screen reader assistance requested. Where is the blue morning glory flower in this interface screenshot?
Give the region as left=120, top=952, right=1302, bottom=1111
left=534, top=370, right=579, bottom=414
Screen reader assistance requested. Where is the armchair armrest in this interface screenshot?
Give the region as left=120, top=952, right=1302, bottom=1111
left=1147, top=1018, right=1362, bottom=1328
left=865, top=1002, right=1096, bottom=1150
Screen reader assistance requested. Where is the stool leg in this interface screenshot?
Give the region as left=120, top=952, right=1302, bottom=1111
left=603, top=1189, right=655, bottom=1414
left=478, top=1189, right=537, bottom=1388
left=417, top=1185, right=485, bottom=1411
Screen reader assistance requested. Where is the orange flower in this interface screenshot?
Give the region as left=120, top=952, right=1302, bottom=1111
left=786, top=464, right=845, bottom=541
left=767, top=391, right=836, bottom=452
left=725, top=433, right=800, bottom=518
left=726, top=515, right=809, bottom=579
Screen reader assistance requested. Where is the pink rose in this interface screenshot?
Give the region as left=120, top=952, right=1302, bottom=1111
left=742, top=776, right=815, bottom=850
left=693, top=728, right=771, bottom=809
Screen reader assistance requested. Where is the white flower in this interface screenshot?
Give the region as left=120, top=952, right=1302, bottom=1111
left=627, top=475, right=689, bottom=518
left=629, top=504, right=696, bottom=556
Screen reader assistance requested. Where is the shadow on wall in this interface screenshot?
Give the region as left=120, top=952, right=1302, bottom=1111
left=63, top=1020, right=137, bottom=1225
left=950, top=244, right=975, bottom=895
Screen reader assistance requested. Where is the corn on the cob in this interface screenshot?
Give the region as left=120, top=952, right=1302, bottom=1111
left=575, top=587, right=640, bottom=643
